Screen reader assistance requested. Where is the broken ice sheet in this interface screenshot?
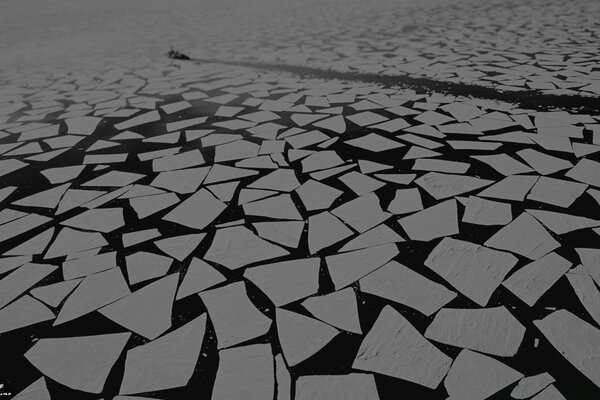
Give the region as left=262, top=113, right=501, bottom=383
left=295, top=179, right=343, bottom=211
left=200, top=281, right=271, bottom=348
left=339, top=223, right=403, bottom=252
left=477, top=174, right=539, bottom=201
left=244, top=258, right=320, bottom=306
left=61, top=207, right=125, bottom=233
left=100, top=273, right=178, bottom=340
left=204, top=225, right=288, bottom=269
left=277, top=308, right=339, bottom=366
left=253, top=220, right=304, bottom=248
left=485, top=212, right=559, bottom=260
left=163, top=188, right=226, bottom=229
left=0, top=262, right=57, bottom=309
left=154, top=233, right=205, bottom=261
left=425, top=306, right=525, bottom=357
left=327, top=243, right=398, bottom=290
left=243, top=194, right=302, bottom=220
left=462, top=196, right=512, bottom=225
left=425, top=238, right=517, bottom=306
left=387, top=188, right=423, bottom=214
left=212, top=344, right=274, bottom=400
left=353, top=305, right=451, bottom=389
left=54, top=267, right=130, bottom=325
left=344, top=133, right=404, bottom=152
left=416, top=172, right=493, bottom=200
left=62, top=251, right=116, bottom=279
left=301, top=287, right=362, bottom=333
left=471, top=153, right=533, bottom=176
left=307, top=211, right=354, bottom=254
left=120, top=314, right=207, bottom=395
left=565, top=158, right=600, bottom=187
left=295, top=374, right=379, bottom=400
left=176, top=257, right=225, bottom=300
left=360, top=261, right=456, bottom=316
left=502, top=252, right=571, bottom=306
left=25, top=332, right=130, bottom=393
left=444, top=349, right=522, bottom=400
left=526, top=176, right=587, bottom=208
left=511, top=373, right=555, bottom=399
left=534, top=309, right=600, bottom=389
left=516, top=149, right=572, bottom=175
left=399, top=199, right=458, bottom=241
left=332, top=192, right=390, bottom=233
left=151, top=166, right=210, bottom=194
left=11, top=377, right=51, bottom=400
left=0, top=295, right=54, bottom=334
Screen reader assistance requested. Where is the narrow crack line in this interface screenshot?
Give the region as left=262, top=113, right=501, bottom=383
left=186, top=57, right=600, bottom=114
